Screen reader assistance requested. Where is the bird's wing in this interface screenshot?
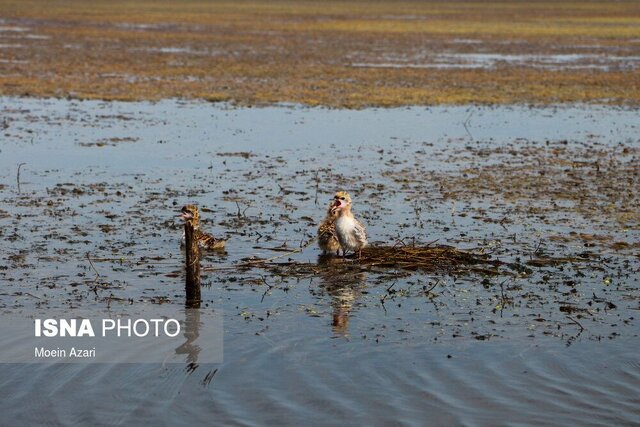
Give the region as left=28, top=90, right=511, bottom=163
left=318, top=218, right=337, bottom=238
left=196, top=229, right=225, bottom=249
left=353, top=219, right=367, bottom=244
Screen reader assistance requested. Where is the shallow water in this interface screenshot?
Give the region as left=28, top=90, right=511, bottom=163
left=0, top=98, right=638, bottom=425
left=352, top=52, right=640, bottom=71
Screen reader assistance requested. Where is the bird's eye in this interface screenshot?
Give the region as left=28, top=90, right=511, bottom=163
left=340, top=197, right=345, bottom=200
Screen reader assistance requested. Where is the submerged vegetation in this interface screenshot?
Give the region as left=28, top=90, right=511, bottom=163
left=1, top=0, right=639, bottom=106
left=2, top=100, right=636, bottom=344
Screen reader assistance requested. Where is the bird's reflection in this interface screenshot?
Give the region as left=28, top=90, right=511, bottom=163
left=317, top=255, right=367, bottom=336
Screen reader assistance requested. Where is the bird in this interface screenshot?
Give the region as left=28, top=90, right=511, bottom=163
left=317, top=202, right=341, bottom=255
left=332, top=191, right=367, bottom=259
left=178, top=204, right=226, bottom=250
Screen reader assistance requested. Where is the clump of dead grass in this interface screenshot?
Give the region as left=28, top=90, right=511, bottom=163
left=1, top=0, right=639, bottom=106
left=205, top=243, right=506, bottom=277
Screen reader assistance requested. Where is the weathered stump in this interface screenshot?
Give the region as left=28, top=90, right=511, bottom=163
left=184, top=221, right=201, bottom=307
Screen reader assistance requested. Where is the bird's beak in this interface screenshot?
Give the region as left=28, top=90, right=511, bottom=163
left=332, top=199, right=341, bottom=208
left=178, top=212, right=193, bottom=220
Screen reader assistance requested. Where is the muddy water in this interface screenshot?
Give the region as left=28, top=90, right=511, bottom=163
left=0, top=98, right=638, bottom=425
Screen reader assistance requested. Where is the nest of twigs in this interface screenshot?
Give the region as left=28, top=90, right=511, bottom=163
left=216, top=244, right=506, bottom=277
left=355, top=245, right=502, bottom=274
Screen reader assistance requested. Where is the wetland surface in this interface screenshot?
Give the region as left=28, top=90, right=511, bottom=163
left=1, top=0, right=639, bottom=106
left=0, top=98, right=639, bottom=425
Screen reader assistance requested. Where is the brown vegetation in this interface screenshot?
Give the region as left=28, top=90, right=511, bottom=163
left=0, top=0, right=639, bottom=106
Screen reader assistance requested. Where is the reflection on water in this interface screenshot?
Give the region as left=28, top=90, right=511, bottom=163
left=175, top=308, right=201, bottom=366
left=317, top=256, right=367, bottom=336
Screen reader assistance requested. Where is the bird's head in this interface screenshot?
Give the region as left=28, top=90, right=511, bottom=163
left=332, top=191, right=352, bottom=211
left=178, top=204, right=200, bottom=227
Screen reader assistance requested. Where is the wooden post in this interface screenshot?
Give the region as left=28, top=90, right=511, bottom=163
left=184, top=220, right=201, bottom=308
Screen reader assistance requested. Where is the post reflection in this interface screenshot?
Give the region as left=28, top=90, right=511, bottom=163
left=175, top=307, right=201, bottom=366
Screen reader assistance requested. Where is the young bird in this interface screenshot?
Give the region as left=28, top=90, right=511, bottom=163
left=332, top=191, right=367, bottom=259
left=179, top=204, right=226, bottom=250
left=317, top=203, right=341, bottom=255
